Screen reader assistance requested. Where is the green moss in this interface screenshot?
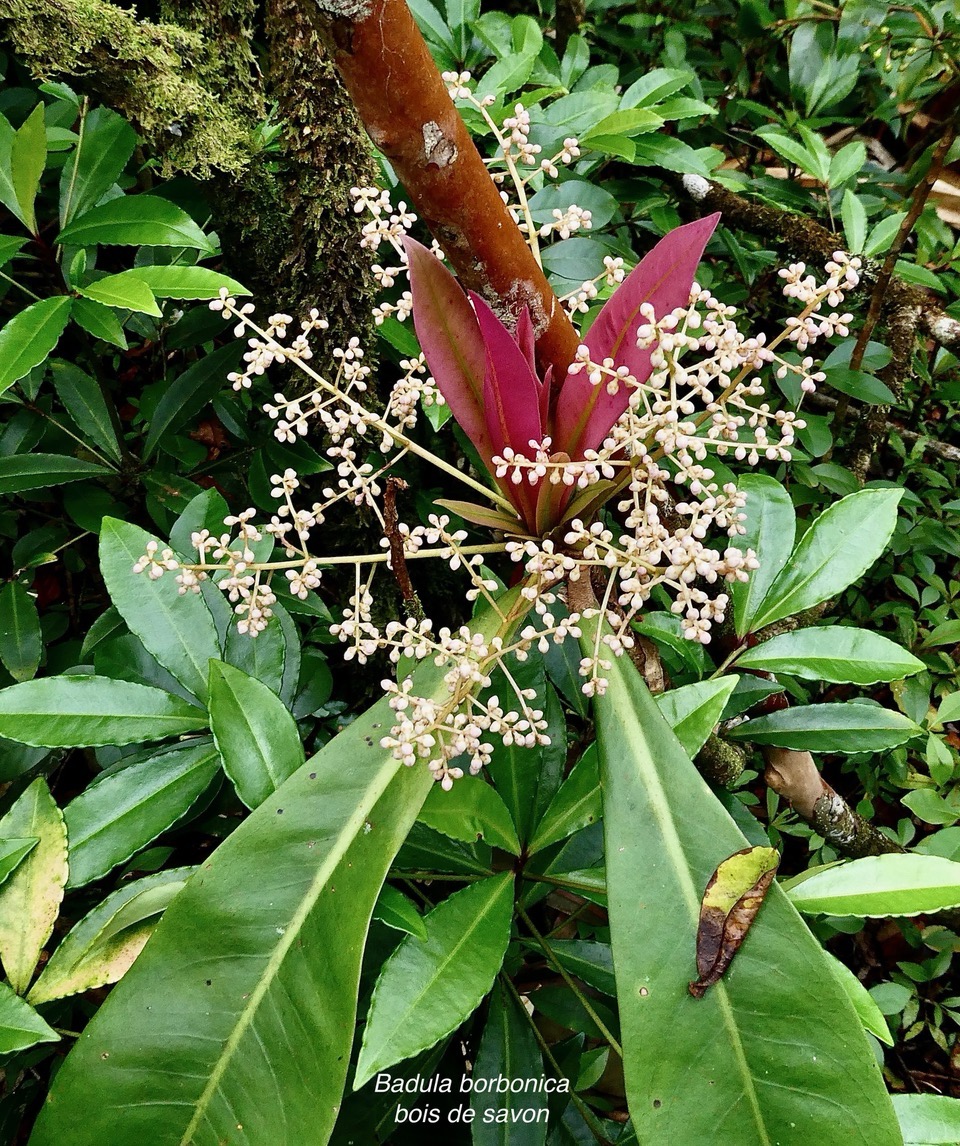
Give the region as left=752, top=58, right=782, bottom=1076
left=0, top=0, right=256, bottom=176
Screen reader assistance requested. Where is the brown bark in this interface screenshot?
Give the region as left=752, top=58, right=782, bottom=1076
left=314, top=0, right=581, bottom=379
left=764, top=748, right=904, bottom=858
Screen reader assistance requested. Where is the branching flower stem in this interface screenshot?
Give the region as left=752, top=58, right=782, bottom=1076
left=229, top=305, right=518, bottom=515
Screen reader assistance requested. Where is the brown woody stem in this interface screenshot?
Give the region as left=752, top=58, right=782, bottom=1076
left=764, top=748, right=904, bottom=858
left=315, top=0, right=581, bottom=378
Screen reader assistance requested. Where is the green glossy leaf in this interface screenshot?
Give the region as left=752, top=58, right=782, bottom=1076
left=11, top=104, right=45, bottom=234
left=654, top=677, right=737, bottom=757
left=222, top=606, right=285, bottom=695
left=29, top=600, right=514, bottom=1146
left=841, top=189, right=867, bottom=254
left=893, top=1094, right=960, bottom=1145
left=355, top=872, right=514, bottom=1088
left=732, top=475, right=795, bottom=637
left=57, top=195, right=215, bottom=252
left=735, top=628, right=924, bottom=684
left=749, top=488, right=903, bottom=631
left=544, top=939, right=615, bottom=996
left=825, top=955, right=893, bottom=1046
left=488, top=682, right=564, bottom=847
left=755, top=126, right=819, bottom=177
left=0, top=580, right=42, bottom=682
left=79, top=272, right=162, bottom=316
left=0, top=837, right=38, bottom=889
left=824, top=366, right=895, bottom=405
left=142, top=342, right=245, bottom=459
left=471, top=978, right=548, bottom=1144
left=933, top=693, right=960, bottom=728
left=0, top=981, right=59, bottom=1052
left=122, top=266, right=251, bottom=300
left=788, top=854, right=960, bottom=918
left=0, top=233, right=26, bottom=266
left=0, top=451, right=107, bottom=494
left=100, top=518, right=221, bottom=704
left=0, top=676, right=208, bottom=747
left=208, top=660, right=304, bottom=810
left=582, top=614, right=899, bottom=1145
left=29, top=869, right=191, bottom=1004
left=0, top=297, right=72, bottom=397
left=904, top=789, right=960, bottom=827
left=0, top=779, right=68, bottom=994
left=528, top=743, right=600, bottom=856
left=418, top=774, right=520, bottom=855
left=730, top=702, right=920, bottom=753
left=71, top=296, right=128, bottom=348
left=65, top=739, right=220, bottom=888
left=373, top=884, right=427, bottom=940
left=582, top=108, right=662, bottom=140
left=50, top=359, right=123, bottom=462
left=60, top=106, right=137, bottom=225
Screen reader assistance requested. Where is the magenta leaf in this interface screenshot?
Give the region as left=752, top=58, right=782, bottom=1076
left=554, top=213, right=720, bottom=458
left=471, top=293, right=544, bottom=529
left=470, top=293, right=543, bottom=458
left=404, top=237, right=493, bottom=464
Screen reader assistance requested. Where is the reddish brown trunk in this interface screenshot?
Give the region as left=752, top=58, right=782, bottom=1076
left=319, top=0, right=581, bottom=379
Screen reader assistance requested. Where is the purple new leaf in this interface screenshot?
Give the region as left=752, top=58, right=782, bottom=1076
left=554, top=213, right=720, bottom=458
left=404, top=237, right=493, bottom=465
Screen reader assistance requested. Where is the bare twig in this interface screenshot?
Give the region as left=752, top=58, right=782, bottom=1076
left=677, top=175, right=960, bottom=355
left=383, top=476, right=423, bottom=619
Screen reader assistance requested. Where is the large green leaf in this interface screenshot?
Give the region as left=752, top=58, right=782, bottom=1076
left=787, top=854, right=960, bottom=918
left=0, top=676, right=208, bottom=747
left=418, top=774, right=520, bottom=854
left=730, top=702, right=920, bottom=753
left=748, top=488, right=903, bottom=631
left=122, top=266, right=251, bottom=300
left=582, top=616, right=899, bottom=1145
left=654, top=677, right=737, bottom=757
left=208, top=661, right=304, bottom=810
left=142, top=342, right=245, bottom=459
left=0, top=981, right=59, bottom=1053
left=893, top=1094, right=960, bottom=1145
left=0, top=580, right=42, bottom=682
left=57, top=195, right=215, bottom=252
left=528, top=743, right=600, bottom=856
left=731, top=476, right=796, bottom=637
left=100, top=518, right=221, bottom=703
left=50, top=359, right=123, bottom=463
left=10, top=104, right=45, bottom=234
left=64, top=740, right=221, bottom=888
left=470, top=978, right=548, bottom=1144
left=0, top=452, right=107, bottom=494
left=28, top=600, right=516, bottom=1146
left=29, top=868, right=191, bottom=1005
left=71, top=296, right=128, bottom=348
left=60, top=105, right=137, bottom=225
left=735, top=627, right=924, bottom=684
left=0, top=779, right=68, bottom=994
left=79, top=272, right=162, bottom=316
left=355, top=872, right=514, bottom=1088
left=0, top=297, right=73, bottom=398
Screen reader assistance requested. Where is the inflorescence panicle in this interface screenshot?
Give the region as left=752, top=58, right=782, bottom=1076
left=131, top=80, right=863, bottom=784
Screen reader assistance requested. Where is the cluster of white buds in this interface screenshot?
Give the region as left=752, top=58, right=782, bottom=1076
left=539, top=204, right=593, bottom=240
left=777, top=253, right=860, bottom=353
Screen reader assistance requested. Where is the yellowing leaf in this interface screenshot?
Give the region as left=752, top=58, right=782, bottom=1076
left=690, top=846, right=779, bottom=999
left=0, top=779, right=68, bottom=993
